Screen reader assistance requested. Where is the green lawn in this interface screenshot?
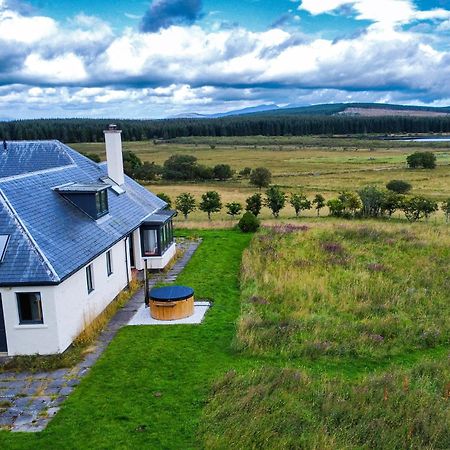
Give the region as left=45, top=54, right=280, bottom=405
left=0, top=228, right=447, bottom=449
left=0, top=230, right=252, bottom=449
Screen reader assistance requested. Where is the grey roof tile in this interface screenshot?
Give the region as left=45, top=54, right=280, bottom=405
left=0, top=141, right=166, bottom=286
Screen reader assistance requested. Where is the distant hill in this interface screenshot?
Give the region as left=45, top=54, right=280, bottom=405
left=173, top=102, right=450, bottom=119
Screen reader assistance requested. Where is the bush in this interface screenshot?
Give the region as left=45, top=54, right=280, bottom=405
left=386, top=179, right=412, bottom=194
left=406, top=152, right=436, bottom=169
left=238, top=212, right=260, bottom=232
left=239, top=167, right=252, bottom=177
left=213, top=164, right=233, bottom=180
left=402, top=196, right=439, bottom=222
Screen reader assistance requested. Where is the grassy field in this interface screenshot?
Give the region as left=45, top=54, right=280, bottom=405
left=0, top=227, right=447, bottom=449
left=237, top=221, right=449, bottom=359
left=70, top=136, right=450, bottom=223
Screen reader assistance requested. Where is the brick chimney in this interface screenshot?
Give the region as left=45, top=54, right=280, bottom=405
left=103, top=124, right=124, bottom=186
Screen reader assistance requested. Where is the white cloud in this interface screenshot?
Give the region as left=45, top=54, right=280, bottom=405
left=0, top=1, right=449, bottom=118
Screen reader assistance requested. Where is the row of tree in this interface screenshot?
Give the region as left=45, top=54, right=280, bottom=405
left=2, top=115, right=450, bottom=142
left=159, top=185, right=450, bottom=223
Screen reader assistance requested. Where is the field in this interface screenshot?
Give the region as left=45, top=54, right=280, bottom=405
left=70, top=136, right=450, bottom=223
left=0, top=227, right=447, bottom=449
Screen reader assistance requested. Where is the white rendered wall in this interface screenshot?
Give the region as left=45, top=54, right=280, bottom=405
left=0, top=238, right=131, bottom=356
left=132, top=228, right=145, bottom=270
left=53, top=238, right=131, bottom=353
left=144, top=242, right=176, bottom=269
left=0, top=286, right=59, bottom=356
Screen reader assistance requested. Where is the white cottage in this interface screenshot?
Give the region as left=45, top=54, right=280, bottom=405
left=0, top=126, right=176, bottom=356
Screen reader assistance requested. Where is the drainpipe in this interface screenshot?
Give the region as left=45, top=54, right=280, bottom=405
left=144, top=259, right=149, bottom=306
left=124, top=236, right=130, bottom=290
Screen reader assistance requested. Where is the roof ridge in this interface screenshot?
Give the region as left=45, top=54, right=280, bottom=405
left=0, top=189, right=60, bottom=283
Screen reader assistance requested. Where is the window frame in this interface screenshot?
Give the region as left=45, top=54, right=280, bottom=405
left=106, top=250, right=113, bottom=277
left=86, top=263, right=95, bottom=294
left=16, top=292, right=44, bottom=325
left=95, top=189, right=109, bottom=219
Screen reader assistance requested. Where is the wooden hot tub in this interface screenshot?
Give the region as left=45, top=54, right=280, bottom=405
left=149, top=286, right=194, bottom=321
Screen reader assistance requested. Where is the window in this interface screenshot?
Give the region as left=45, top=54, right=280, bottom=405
left=86, top=264, right=94, bottom=293
left=17, top=292, right=43, bottom=324
left=95, top=190, right=109, bottom=218
left=142, top=228, right=159, bottom=256
left=106, top=250, right=113, bottom=276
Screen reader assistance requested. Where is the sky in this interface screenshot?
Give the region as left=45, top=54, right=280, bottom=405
left=0, top=0, right=450, bottom=119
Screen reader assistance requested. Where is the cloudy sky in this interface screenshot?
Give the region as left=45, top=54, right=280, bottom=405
left=0, top=0, right=450, bottom=119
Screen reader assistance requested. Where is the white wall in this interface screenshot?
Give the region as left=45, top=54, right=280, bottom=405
left=145, top=242, right=176, bottom=270
left=1, top=238, right=132, bottom=356
left=53, top=238, right=131, bottom=353
left=0, top=285, right=58, bottom=355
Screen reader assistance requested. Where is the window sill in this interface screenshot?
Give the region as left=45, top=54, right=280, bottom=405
left=14, top=324, right=47, bottom=330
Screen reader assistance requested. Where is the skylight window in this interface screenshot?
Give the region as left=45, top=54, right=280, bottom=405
left=0, top=235, right=10, bottom=262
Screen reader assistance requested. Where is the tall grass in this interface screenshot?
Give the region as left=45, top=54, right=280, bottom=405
left=200, top=358, right=450, bottom=450
left=236, top=222, right=450, bottom=359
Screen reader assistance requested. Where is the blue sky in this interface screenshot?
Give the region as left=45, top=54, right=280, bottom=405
left=0, top=0, right=449, bottom=119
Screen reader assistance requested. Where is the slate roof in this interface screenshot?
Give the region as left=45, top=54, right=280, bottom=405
left=0, top=140, right=167, bottom=286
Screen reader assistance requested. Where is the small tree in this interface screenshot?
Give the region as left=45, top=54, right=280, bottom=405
left=135, top=162, right=163, bottom=182
left=238, top=212, right=260, bottom=233
left=226, top=201, right=243, bottom=218
left=265, top=186, right=286, bottom=218
left=401, top=196, right=438, bottom=222
left=442, top=199, right=450, bottom=223
left=175, top=193, right=196, bottom=220
left=213, top=164, right=233, bottom=181
left=163, top=154, right=198, bottom=180
left=199, top=191, right=222, bottom=220
left=123, top=151, right=143, bottom=177
left=250, top=167, right=272, bottom=190
left=386, top=180, right=412, bottom=194
left=157, top=193, right=172, bottom=208
left=290, top=193, right=311, bottom=217
left=381, top=191, right=402, bottom=218
left=312, top=194, right=326, bottom=216
left=246, top=193, right=263, bottom=217
left=338, top=191, right=361, bottom=217
left=327, top=198, right=345, bottom=217
left=358, top=185, right=385, bottom=217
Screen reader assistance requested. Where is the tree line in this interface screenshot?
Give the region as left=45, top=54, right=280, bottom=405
left=2, top=115, right=450, bottom=142
left=158, top=183, right=450, bottom=224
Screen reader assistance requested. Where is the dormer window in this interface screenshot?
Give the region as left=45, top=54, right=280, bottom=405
left=55, top=183, right=109, bottom=220
left=96, top=190, right=108, bottom=217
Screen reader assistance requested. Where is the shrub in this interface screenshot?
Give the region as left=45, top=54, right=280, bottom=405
left=358, top=185, right=385, bottom=217
left=81, top=152, right=101, bottom=163
left=238, top=211, right=260, bottom=232
left=239, top=167, right=252, bottom=177
left=213, top=164, right=233, bottom=180
left=442, top=199, right=450, bottom=223
left=386, top=179, right=412, bottom=194
left=163, top=154, right=199, bottom=180
left=135, top=162, right=163, bottom=181
left=402, top=196, right=438, bottom=222
left=406, top=152, right=436, bottom=169
left=123, top=150, right=143, bottom=177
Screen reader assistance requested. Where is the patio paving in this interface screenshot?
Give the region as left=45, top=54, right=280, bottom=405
left=0, top=238, right=201, bottom=432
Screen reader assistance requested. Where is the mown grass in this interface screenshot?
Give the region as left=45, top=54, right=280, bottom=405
left=200, top=359, right=450, bottom=450
left=236, top=222, right=450, bottom=359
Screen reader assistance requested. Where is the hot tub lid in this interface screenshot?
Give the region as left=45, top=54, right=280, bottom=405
left=149, top=285, right=194, bottom=302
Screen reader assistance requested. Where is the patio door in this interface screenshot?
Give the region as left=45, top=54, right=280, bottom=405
left=0, top=294, right=7, bottom=353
